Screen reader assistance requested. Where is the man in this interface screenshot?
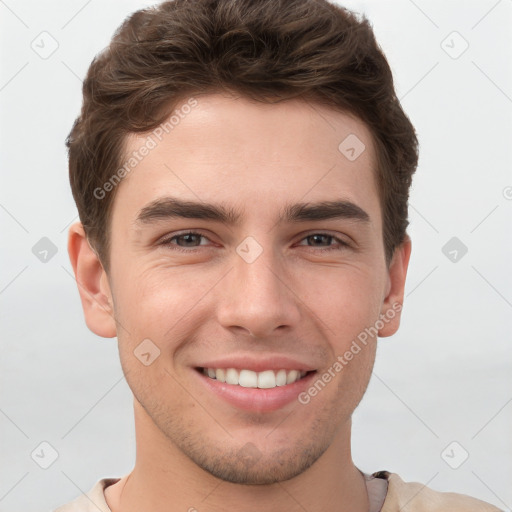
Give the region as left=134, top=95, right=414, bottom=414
left=56, top=0, right=502, bottom=510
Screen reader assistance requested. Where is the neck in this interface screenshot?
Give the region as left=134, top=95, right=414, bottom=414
left=107, top=400, right=369, bottom=512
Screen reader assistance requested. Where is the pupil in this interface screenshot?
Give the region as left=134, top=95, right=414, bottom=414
left=311, top=234, right=329, bottom=246
left=182, top=234, right=198, bottom=246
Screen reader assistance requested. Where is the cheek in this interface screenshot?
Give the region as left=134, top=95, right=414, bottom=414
left=112, top=264, right=225, bottom=351
left=111, top=267, right=205, bottom=403
left=111, top=249, right=386, bottom=356
left=297, top=265, right=384, bottom=344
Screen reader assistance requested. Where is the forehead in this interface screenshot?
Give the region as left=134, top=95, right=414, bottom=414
left=113, top=93, right=380, bottom=227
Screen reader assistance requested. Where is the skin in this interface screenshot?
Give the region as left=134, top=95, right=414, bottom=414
left=68, top=92, right=411, bottom=512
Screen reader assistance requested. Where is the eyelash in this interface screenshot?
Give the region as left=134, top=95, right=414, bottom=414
left=159, top=231, right=350, bottom=253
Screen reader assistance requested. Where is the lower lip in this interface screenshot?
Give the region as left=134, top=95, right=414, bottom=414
left=195, top=369, right=317, bottom=412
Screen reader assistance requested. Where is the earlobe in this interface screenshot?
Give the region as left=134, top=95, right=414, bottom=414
left=378, top=236, right=412, bottom=338
left=67, top=222, right=117, bottom=338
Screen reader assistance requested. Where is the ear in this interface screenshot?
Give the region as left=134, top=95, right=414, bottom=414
left=378, top=235, right=412, bottom=338
left=67, top=221, right=117, bottom=338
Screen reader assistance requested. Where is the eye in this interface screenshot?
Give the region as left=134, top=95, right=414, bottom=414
left=297, top=233, right=350, bottom=251
left=159, top=231, right=211, bottom=251
left=158, top=231, right=350, bottom=253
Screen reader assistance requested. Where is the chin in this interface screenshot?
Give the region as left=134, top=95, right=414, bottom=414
left=190, top=444, right=326, bottom=485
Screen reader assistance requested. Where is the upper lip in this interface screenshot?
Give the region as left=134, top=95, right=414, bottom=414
left=196, top=355, right=317, bottom=373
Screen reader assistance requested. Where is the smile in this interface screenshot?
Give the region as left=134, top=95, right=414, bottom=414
left=200, top=367, right=309, bottom=388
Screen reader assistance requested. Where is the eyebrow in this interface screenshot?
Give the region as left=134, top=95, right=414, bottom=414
left=134, top=197, right=370, bottom=227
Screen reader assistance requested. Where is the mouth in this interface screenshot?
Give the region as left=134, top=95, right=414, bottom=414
left=197, top=367, right=313, bottom=389
left=194, top=366, right=317, bottom=412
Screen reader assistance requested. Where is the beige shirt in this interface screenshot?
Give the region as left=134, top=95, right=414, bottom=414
left=53, top=470, right=503, bottom=512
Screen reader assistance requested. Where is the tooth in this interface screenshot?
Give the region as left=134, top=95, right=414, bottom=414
left=275, top=369, right=287, bottom=386
left=286, top=370, right=299, bottom=384
left=225, top=368, right=239, bottom=385
left=207, top=367, right=306, bottom=387
left=239, top=369, right=258, bottom=388
left=258, top=370, right=276, bottom=389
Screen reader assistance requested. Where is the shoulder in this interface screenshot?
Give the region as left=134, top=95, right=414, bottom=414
left=377, top=471, right=503, bottom=512
left=53, top=478, right=120, bottom=512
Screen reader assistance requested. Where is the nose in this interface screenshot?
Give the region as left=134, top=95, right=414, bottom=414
left=216, top=244, right=301, bottom=338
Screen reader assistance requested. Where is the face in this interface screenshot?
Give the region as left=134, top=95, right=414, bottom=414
left=78, top=93, right=409, bottom=485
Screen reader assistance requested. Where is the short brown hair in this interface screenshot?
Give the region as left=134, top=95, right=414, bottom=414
left=67, top=0, right=418, bottom=272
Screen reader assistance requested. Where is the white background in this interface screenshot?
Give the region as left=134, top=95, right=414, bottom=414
left=0, top=1, right=511, bottom=510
